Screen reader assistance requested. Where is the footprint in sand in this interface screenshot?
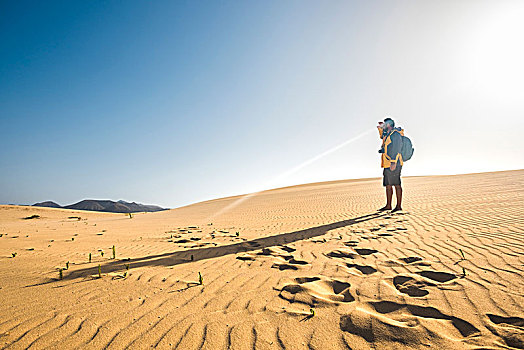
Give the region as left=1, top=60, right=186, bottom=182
left=393, top=275, right=435, bottom=297
left=355, top=248, right=378, bottom=256
left=392, top=270, right=458, bottom=297
left=326, top=249, right=357, bottom=259
left=272, top=256, right=309, bottom=271
left=258, top=247, right=290, bottom=258
left=279, top=276, right=354, bottom=306
left=346, top=263, right=377, bottom=275
left=236, top=254, right=256, bottom=261
left=391, top=256, right=431, bottom=266
left=272, top=263, right=298, bottom=270
left=485, top=314, right=524, bottom=349
left=417, top=271, right=457, bottom=283
left=340, top=301, right=481, bottom=346
left=280, top=245, right=296, bottom=253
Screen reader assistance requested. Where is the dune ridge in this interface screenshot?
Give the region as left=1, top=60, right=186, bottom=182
left=0, top=170, right=523, bottom=349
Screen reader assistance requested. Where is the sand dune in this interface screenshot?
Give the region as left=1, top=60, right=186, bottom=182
left=0, top=170, right=523, bottom=349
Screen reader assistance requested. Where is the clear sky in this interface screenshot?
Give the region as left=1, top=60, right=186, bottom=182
left=1, top=0, right=523, bottom=208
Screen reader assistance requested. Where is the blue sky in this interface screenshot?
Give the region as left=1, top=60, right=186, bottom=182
left=1, top=0, right=523, bottom=208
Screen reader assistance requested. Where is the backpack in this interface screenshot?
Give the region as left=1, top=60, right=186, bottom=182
left=401, top=135, right=414, bottom=161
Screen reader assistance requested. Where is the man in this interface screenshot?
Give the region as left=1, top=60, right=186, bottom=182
left=377, top=117, right=404, bottom=212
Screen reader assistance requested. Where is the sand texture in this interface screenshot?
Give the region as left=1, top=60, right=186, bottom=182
left=0, top=170, right=523, bottom=349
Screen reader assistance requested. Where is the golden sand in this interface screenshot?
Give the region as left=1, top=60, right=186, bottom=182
left=0, top=170, right=523, bottom=349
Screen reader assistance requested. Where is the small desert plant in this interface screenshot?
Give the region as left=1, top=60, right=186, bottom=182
left=98, top=264, right=101, bottom=278
left=198, top=272, right=203, bottom=285
left=59, top=268, right=63, bottom=280
left=89, top=253, right=91, bottom=262
left=11, top=252, right=17, bottom=258
left=112, top=245, right=116, bottom=259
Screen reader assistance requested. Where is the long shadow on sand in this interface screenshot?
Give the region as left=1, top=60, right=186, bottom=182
left=38, top=212, right=386, bottom=285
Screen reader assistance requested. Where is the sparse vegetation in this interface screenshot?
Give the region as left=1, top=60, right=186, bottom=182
left=198, top=272, right=203, bottom=285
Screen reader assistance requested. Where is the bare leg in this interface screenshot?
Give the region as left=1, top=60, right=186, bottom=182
left=393, top=185, right=402, bottom=210
left=379, top=185, right=393, bottom=211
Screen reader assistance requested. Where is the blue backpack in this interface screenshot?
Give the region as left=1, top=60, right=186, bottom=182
left=401, top=135, right=414, bottom=161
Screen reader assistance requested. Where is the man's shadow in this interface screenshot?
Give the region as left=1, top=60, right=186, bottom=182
left=35, top=212, right=386, bottom=285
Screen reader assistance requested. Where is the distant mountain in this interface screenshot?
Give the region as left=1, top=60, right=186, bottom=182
left=32, top=199, right=166, bottom=213
left=32, top=201, right=61, bottom=208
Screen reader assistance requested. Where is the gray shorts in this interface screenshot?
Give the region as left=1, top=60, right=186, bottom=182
left=383, top=165, right=402, bottom=186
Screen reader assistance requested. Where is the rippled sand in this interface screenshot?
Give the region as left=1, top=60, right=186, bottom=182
left=0, top=170, right=523, bottom=349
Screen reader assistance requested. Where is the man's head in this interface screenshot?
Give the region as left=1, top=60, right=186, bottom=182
left=383, top=117, right=395, bottom=131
